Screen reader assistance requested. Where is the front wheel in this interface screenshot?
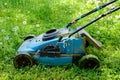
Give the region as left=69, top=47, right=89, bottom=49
left=14, top=53, right=33, bottom=68
left=78, top=54, right=100, bottom=69
left=24, top=34, right=35, bottom=41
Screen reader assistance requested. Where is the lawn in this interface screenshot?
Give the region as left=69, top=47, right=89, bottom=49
left=0, top=0, right=120, bottom=79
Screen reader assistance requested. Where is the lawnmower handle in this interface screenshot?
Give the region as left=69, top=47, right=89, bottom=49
left=66, top=0, right=117, bottom=28
left=68, top=6, right=120, bottom=38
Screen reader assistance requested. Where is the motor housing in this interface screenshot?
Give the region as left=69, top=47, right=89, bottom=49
left=42, top=29, right=59, bottom=41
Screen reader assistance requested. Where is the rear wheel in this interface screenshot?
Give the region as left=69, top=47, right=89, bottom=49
left=78, top=54, right=100, bottom=69
left=14, top=53, right=33, bottom=68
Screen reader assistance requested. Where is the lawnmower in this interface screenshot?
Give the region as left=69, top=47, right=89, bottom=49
left=14, top=0, right=120, bottom=69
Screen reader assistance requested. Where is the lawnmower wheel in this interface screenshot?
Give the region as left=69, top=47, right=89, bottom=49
left=14, top=53, right=33, bottom=68
left=24, top=34, right=35, bottom=41
left=78, top=54, right=100, bottom=69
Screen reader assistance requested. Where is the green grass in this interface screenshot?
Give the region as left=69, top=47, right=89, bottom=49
left=0, top=0, right=120, bottom=79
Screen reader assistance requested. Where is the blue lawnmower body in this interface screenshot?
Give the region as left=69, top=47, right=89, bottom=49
left=17, top=28, right=85, bottom=65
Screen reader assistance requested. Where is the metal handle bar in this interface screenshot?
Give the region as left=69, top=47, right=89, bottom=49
left=66, top=0, right=117, bottom=28
left=68, top=6, right=120, bottom=38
